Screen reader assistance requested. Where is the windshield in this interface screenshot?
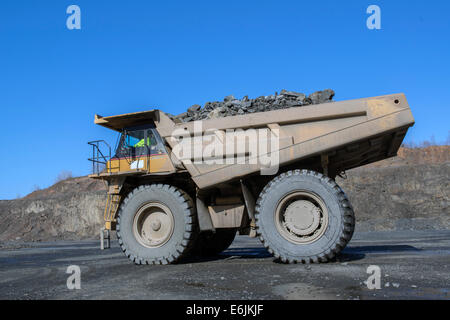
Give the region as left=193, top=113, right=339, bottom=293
left=114, top=126, right=165, bottom=158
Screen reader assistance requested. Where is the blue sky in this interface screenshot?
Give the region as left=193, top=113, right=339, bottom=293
left=0, top=0, right=449, bottom=199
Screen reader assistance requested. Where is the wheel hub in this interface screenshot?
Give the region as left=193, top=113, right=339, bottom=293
left=151, top=219, right=162, bottom=231
left=133, top=202, right=174, bottom=248
left=284, top=200, right=321, bottom=236
left=275, top=191, right=329, bottom=244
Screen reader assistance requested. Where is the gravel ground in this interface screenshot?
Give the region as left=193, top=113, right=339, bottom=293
left=0, top=230, right=448, bottom=300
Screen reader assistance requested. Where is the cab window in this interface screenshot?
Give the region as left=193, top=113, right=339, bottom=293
left=114, top=126, right=166, bottom=158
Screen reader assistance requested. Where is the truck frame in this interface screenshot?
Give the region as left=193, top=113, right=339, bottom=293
left=89, top=93, right=414, bottom=264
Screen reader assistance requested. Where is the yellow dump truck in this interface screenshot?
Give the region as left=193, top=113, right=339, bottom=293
left=88, top=93, right=414, bottom=264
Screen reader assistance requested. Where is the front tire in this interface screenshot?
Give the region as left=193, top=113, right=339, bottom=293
left=117, top=184, right=197, bottom=265
left=255, top=170, right=355, bottom=263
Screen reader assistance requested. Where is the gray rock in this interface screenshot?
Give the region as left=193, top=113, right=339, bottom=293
left=224, top=95, right=235, bottom=102
left=174, top=112, right=187, bottom=120
left=242, top=101, right=252, bottom=109
left=281, top=90, right=303, bottom=98
left=187, top=104, right=201, bottom=114
left=308, top=89, right=335, bottom=104
left=208, top=107, right=225, bottom=119
left=174, top=89, right=335, bottom=122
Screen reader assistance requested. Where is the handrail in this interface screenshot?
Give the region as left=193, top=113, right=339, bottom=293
left=88, top=140, right=111, bottom=174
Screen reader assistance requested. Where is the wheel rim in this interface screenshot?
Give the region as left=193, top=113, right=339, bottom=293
left=133, top=202, right=174, bottom=248
left=275, top=191, right=329, bottom=244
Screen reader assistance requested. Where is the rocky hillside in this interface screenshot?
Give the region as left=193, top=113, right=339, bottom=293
left=0, top=146, right=448, bottom=242
left=0, top=178, right=106, bottom=242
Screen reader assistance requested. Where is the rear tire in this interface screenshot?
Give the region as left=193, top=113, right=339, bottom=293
left=255, top=170, right=355, bottom=263
left=117, top=184, right=197, bottom=265
left=192, top=228, right=237, bottom=256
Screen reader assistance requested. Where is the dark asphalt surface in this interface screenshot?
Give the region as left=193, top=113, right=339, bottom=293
left=0, top=230, right=449, bottom=300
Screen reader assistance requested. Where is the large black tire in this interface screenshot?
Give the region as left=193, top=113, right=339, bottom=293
left=255, top=170, right=355, bottom=263
left=192, top=228, right=237, bottom=256
left=116, top=184, right=197, bottom=265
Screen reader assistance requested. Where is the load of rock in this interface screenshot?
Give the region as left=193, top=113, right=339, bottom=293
left=171, top=89, right=335, bottom=123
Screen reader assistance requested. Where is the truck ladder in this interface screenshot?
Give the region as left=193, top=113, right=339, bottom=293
left=101, top=193, right=121, bottom=250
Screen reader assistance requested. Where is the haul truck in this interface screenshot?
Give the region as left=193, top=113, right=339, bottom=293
left=88, top=93, right=414, bottom=264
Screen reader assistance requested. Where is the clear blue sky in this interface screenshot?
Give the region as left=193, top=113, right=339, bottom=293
left=1, top=0, right=449, bottom=199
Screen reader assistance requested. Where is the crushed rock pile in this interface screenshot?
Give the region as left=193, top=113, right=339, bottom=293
left=172, top=89, right=335, bottom=123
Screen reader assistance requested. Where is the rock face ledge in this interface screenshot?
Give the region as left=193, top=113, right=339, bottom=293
left=171, top=89, right=335, bottom=122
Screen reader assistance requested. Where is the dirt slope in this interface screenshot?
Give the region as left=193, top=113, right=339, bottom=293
left=0, top=147, right=448, bottom=242
left=0, top=178, right=106, bottom=242
left=337, top=146, right=449, bottom=231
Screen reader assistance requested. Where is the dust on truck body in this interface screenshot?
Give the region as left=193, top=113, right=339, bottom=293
left=88, top=93, right=414, bottom=264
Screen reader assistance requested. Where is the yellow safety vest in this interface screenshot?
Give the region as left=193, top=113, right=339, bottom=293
left=134, top=138, right=151, bottom=147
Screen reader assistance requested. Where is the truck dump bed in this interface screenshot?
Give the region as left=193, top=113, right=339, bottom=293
left=154, top=93, right=414, bottom=189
